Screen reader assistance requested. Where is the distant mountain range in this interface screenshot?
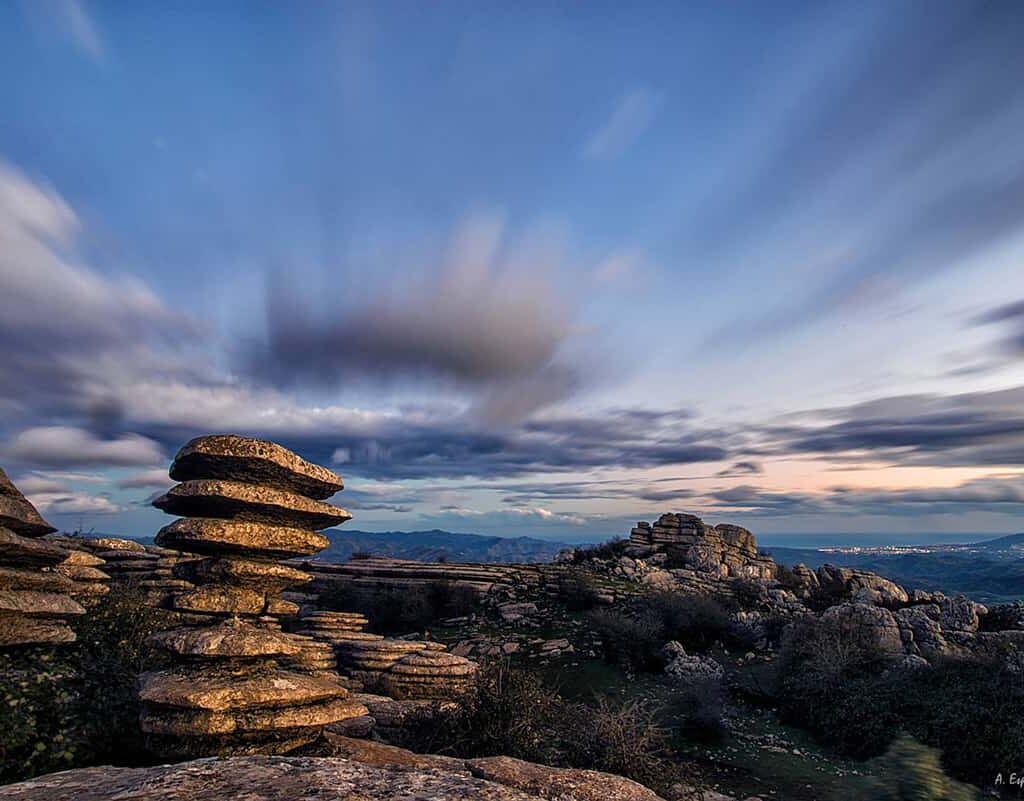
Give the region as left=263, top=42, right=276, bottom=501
left=765, top=532, right=1024, bottom=603
left=315, top=529, right=573, bottom=564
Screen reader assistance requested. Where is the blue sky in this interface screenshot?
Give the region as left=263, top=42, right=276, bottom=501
left=2, top=0, right=1024, bottom=543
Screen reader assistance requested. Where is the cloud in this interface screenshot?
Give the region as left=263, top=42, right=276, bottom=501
left=761, top=385, right=1024, bottom=469
left=974, top=298, right=1024, bottom=357
left=0, top=160, right=204, bottom=430
left=717, top=460, right=763, bottom=477
left=116, top=468, right=173, bottom=489
left=583, top=89, right=665, bottom=160
left=695, top=4, right=1024, bottom=345
left=29, top=491, right=121, bottom=516
left=707, top=476, right=1024, bottom=518
left=4, top=426, right=165, bottom=469
left=25, top=0, right=105, bottom=62
left=246, top=214, right=582, bottom=423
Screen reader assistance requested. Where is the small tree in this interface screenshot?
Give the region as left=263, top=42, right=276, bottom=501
left=866, top=737, right=977, bottom=801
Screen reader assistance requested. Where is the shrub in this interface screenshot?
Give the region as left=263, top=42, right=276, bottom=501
left=667, top=676, right=727, bottom=743
left=0, top=588, right=172, bottom=782
left=773, top=563, right=805, bottom=592
left=393, top=661, right=690, bottom=796
left=775, top=615, right=1024, bottom=790
left=588, top=590, right=736, bottom=671
left=866, top=736, right=978, bottom=801
left=586, top=607, right=665, bottom=670
left=569, top=537, right=630, bottom=564
left=558, top=573, right=602, bottom=611
left=731, top=578, right=766, bottom=609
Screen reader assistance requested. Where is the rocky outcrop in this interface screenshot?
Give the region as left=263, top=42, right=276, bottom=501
left=139, top=435, right=366, bottom=758
left=661, top=641, right=724, bottom=683
left=0, top=749, right=673, bottom=801
left=815, top=565, right=909, bottom=606
left=380, top=650, right=478, bottom=699
left=0, top=468, right=89, bottom=647
left=55, top=536, right=186, bottom=606
left=628, top=513, right=775, bottom=579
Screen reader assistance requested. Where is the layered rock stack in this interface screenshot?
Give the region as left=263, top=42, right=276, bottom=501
left=337, top=638, right=447, bottom=690
left=0, top=467, right=88, bottom=647
left=62, top=537, right=192, bottom=606
left=628, top=512, right=775, bottom=579
left=138, top=435, right=367, bottom=758
left=381, top=650, right=478, bottom=699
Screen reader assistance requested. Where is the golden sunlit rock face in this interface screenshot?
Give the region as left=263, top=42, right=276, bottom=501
left=139, top=434, right=366, bottom=759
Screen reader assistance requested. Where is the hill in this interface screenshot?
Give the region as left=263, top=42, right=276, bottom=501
left=317, top=529, right=572, bottom=564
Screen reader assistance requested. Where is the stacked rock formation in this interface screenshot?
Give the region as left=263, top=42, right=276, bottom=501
left=0, top=467, right=88, bottom=647
left=629, top=513, right=775, bottom=579
left=338, top=638, right=447, bottom=691
left=62, top=537, right=192, bottom=605
left=381, top=650, right=478, bottom=699
left=138, top=435, right=367, bottom=758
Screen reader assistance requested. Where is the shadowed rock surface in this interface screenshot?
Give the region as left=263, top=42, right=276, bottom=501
left=0, top=751, right=669, bottom=801
left=0, top=468, right=88, bottom=647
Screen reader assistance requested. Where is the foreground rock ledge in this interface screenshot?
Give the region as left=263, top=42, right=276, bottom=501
left=0, top=751, right=668, bottom=801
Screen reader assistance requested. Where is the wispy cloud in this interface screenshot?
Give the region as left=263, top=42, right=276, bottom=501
left=29, top=0, right=105, bottom=62
left=583, top=88, right=664, bottom=160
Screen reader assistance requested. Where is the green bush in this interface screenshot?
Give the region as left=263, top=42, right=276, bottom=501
left=866, top=736, right=978, bottom=800
left=0, top=588, right=173, bottom=782
left=775, top=616, right=1024, bottom=791
left=557, top=573, right=602, bottom=612
left=588, top=590, right=736, bottom=671
left=569, top=537, right=630, bottom=564
left=393, top=660, right=691, bottom=796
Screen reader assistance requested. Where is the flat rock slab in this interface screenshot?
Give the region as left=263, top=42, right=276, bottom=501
left=174, top=557, right=310, bottom=592
left=140, top=697, right=368, bottom=736
left=0, top=590, right=85, bottom=617
left=0, top=615, right=76, bottom=647
left=80, top=537, right=146, bottom=552
left=0, top=528, right=69, bottom=567
left=170, top=435, right=344, bottom=499
left=0, top=467, right=55, bottom=537
left=140, top=668, right=349, bottom=711
left=149, top=622, right=303, bottom=660
left=0, top=567, right=75, bottom=593
left=157, top=518, right=330, bottom=559
left=154, top=481, right=351, bottom=530
left=171, top=586, right=268, bottom=616
left=0, top=753, right=668, bottom=801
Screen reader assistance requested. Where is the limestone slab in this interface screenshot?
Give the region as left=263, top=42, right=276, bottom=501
left=157, top=518, right=330, bottom=559
left=0, top=467, right=55, bottom=537
left=139, top=669, right=349, bottom=711
left=153, top=480, right=351, bottom=529
left=170, top=435, right=344, bottom=499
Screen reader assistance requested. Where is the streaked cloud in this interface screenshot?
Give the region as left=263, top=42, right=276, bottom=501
left=583, top=88, right=664, bottom=160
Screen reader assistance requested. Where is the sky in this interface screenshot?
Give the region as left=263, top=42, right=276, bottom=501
left=3, top=0, right=1024, bottom=544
